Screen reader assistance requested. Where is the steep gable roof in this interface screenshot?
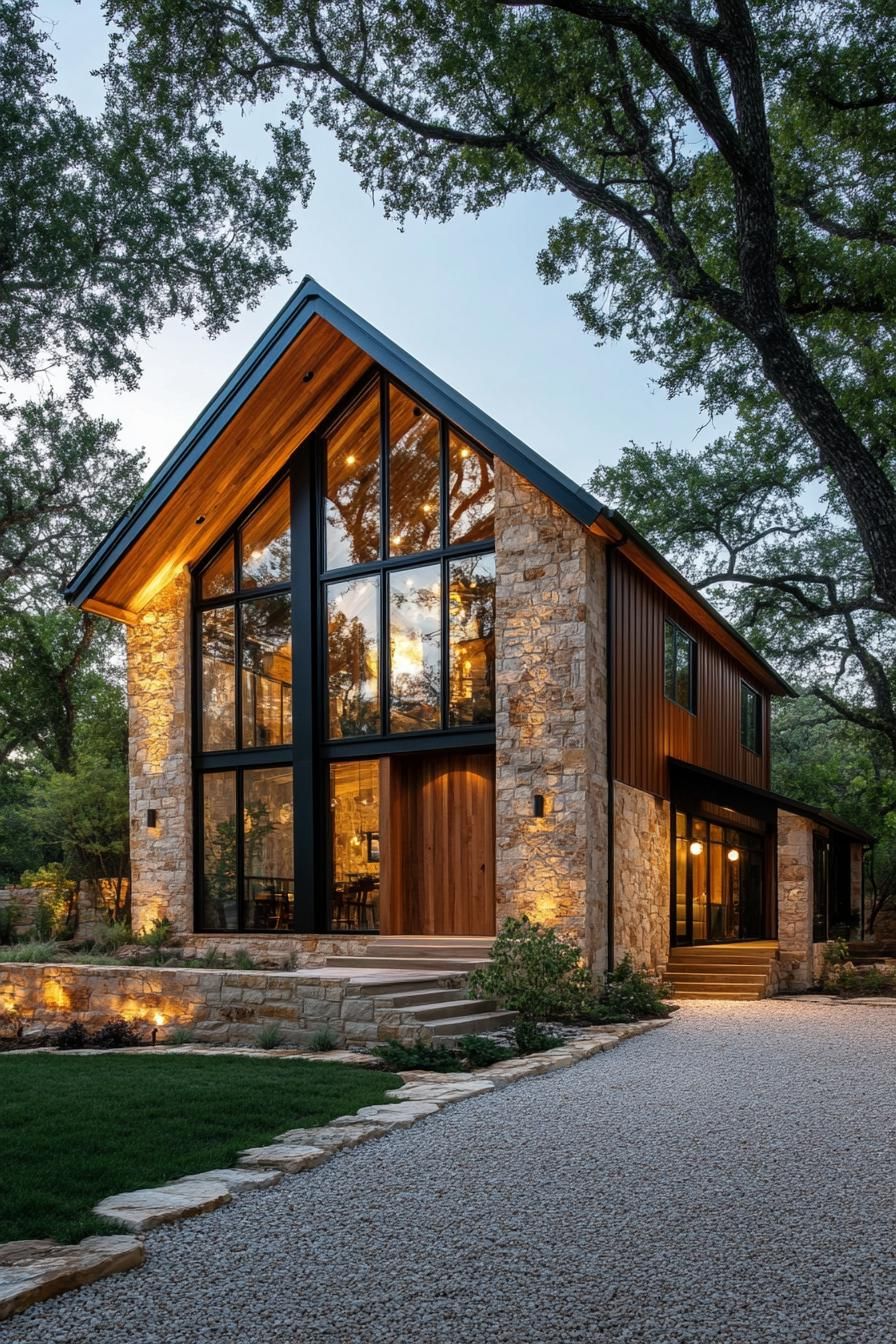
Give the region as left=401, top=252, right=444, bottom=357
left=66, top=276, right=793, bottom=696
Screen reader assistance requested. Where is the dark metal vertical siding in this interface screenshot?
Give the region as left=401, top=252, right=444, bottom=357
left=612, top=555, right=771, bottom=798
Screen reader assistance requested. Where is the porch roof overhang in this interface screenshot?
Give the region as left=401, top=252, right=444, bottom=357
left=65, top=276, right=793, bottom=697
left=669, top=759, right=874, bottom=845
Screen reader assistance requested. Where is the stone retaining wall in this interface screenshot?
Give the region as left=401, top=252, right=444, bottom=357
left=0, top=962, right=457, bottom=1049
left=612, top=783, right=670, bottom=976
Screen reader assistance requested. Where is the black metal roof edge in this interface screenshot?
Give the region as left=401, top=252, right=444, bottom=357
left=64, top=275, right=793, bottom=701
left=669, top=758, right=875, bottom=844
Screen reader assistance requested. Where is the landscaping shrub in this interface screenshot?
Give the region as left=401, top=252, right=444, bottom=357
left=468, top=916, right=593, bottom=1021
left=594, top=955, right=672, bottom=1022
left=257, top=1024, right=284, bottom=1050
left=370, top=1040, right=468, bottom=1072
left=21, top=865, right=78, bottom=940
left=457, top=1034, right=515, bottom=1068
left=2, top=940, right=62, bottom=963
left=56, top=1021, right=90, bottom=1050
left=231, top=948, right=256, bottom=970
left=138, top=917, right=174, bottom=949
left=308, top=1027, right=338, bottom=1052
left=91, top=920, right=134, bottom=955
left=513, top=1020, right=565, bottom=1054
left=0, top=901, right=21, bottom=945
left=169, top=1027, right=194, bottom=1045
left=90, top=1017, right=143, bottom=1049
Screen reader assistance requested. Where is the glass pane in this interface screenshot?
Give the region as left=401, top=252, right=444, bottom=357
left=675, top=634, right=692, bottom=708
left=675, top=836, right=688, bottom=939
left=200, top=541, right=234, bottom=600
left=201, top=607, right=235, bottom=750
left=389, top=562, right=441, bottom=732
left=240, top=479, right=290, bottom=589
left=201, top=772, right=237, bottom=930
left=326, top=576, right=380, bottom=738
left=329, top=760, right=380, bottom=933
left=691, top=840, right=707, bottom=941
left=448, top=431, right=494, bottom=544
left=663, top=622, right=675, bottom=700
left=388, top=385, right=440, bottom=555
left=243, top=766, right=294, bottom=932
left=448, top=553, right=495, bottom=725
left=324, top=383, right=381, bottom=570
left=241, top=595, right=292, bottom=747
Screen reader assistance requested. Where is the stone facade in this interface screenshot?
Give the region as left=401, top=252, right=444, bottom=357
left=127, top=571, right=192, bottom=936
left=775, top=810, right=817, bottom=990
left=494, top=461, right=609, bottom=969
left=612, top=783, right=671, bottom=976
left=0, top=961, right=462, bottom=1048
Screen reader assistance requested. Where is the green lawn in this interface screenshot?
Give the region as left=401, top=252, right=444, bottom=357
left=1, top=1055, right=401, bottom=1243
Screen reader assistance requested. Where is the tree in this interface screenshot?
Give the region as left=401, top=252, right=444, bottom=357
left=106, top=0, right=896, bottom=612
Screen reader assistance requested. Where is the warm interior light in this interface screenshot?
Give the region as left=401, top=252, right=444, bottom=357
left=391, top=534, right=405, bottom=547
left=459, top=446, right=471, bottom=459
left=727, top=848, right=740, bottom=862
left=346, top=454, right=356, bottom=466
left=153, top=1012, right=165, bottom=1027
left=689, top=840, right=704, bottom=856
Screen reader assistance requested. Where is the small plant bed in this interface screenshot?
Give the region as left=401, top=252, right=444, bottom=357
left=0, top=1055, right=401, bottom=1244
left=468, top=917, right=674, bottom=1025
left=820, top=939, right=896, bottom=997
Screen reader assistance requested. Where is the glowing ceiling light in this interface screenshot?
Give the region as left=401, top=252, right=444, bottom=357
left=689, top=840, right=704, bottom=856
left=727, top=848, right=740, bottom=862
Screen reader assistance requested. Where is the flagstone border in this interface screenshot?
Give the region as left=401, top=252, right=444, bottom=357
left=0, top=1019, right=668, bottom=1320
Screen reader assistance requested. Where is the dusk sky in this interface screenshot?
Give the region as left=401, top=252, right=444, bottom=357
left=45, top=0, right=729, bottom=489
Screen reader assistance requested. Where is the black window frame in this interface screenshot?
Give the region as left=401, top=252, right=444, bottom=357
left=663, top=618, right=697, bottom=714
left=190, top=365, right=497, bottom=936
left=740, top=680, right=762, bottom=755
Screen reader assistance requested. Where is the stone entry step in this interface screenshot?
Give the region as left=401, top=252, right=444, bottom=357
left=427, top=1010, right=518, bottom=1036
left=327, top=955, right=489, bottom=973
left=666, top=942, right=778, bottom=1000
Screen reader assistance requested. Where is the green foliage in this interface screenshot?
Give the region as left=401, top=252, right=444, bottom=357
left=89, top=921, right=134, bottom=955
left=468, top=916, right=593, bottom=1022
left=457, top=1035, right=515, bottom=1068
left=257, top=1024, right=284, bottom=1050
left=307, top=1027, right=338, bottom=1053
left=370, top=1040, right=468, bottom=1073
left=21, top=864, right=77, bottom=939
left=0, top=940, right=59, bottom=963
left=595, top=956, right=672, bottom=1023
left=137, top=917, right=174, bottom=950
left=56, top=1021, right=90, bottom=1051
left=833, top=966, right=896, bottom=997
left=0, top=901, right=21, bottom=945
left=90, top=1017, right=144, bottom=1049
left=0, top=1054, right=400, bottom=1241
left=513, top=1020, right=565, bottom=1055
left=169, top=1027, right=194, bottom=1045
left=231, top=949, right=256, bottom=971
left=822, top=939, right=851, bottom=968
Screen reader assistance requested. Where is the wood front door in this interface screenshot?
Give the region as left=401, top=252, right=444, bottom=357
left=379, top=749, right=495, bottom=936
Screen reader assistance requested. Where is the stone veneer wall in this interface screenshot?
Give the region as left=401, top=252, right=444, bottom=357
left=0, top=962, right=460, bottom=1048
left=127, top=570, right=193, bottom=936
left=493, top=461, right=609, bottom=970
left=775, top=810, right=817, bottom=990
left=612, top=783, right=671, bottom=976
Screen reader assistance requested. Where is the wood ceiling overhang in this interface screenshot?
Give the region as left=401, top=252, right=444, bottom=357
left=67, top=275, right=793, bottom=699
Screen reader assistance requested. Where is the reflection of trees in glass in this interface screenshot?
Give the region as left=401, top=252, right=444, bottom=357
left=244, top=532, right=290, bottom=589
left=201, top=606, right=235, bottom=749
left=449, top=556, right=495, bottom=724
left=326, top=465, right=380, bottom=568
left=205, top=810, right=237, bottom=929
left=389, top=388, right=440, bottom=554
left=328, top=608, right=379, bottom=736
left=243, top=798, right=275, bottom=878
left=448, top=435, right=494, bottom=544
left=390, top=577, right=441, bottom=728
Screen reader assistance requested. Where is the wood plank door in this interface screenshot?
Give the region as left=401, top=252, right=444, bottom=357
left=379, top=750, right=495, bottom=935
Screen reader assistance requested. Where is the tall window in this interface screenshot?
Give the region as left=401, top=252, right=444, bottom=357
left=664, top=620, right=697, bottom=712
left=196, top=477, right=295, bottom=932
left=193, top=369, right=497, bottom=934
left=740, top=681, right=762, bottom=754
left=323, top=377, right=496, bottom=741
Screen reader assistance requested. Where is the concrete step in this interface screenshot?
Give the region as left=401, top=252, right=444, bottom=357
left=667, top=970, right=769, bottom=985
left=668, top=957, right=776, bottom=971
left=401, top=998, right=497, bottom=1023
left=326, top=955, right=489, bottom=972
left=351, top=978, right=457, bottom=999
left=428, top=1010, right=518, bottom=1036
left=671, top=989, right=765, bottom=1000
left=368, top=988, right=470, bottom=1008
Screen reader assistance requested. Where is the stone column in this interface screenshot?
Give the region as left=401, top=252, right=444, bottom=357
left=613, top=783, right=671, bottom=975
left=493, top=461, right=609, bottom=971
left=776, top=810, right=815, bottom=989
left=126, top=570, right=193, bottom=935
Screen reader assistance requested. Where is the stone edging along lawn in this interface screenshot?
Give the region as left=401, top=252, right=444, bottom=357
left=0, top=1020, right=668, bottom=1322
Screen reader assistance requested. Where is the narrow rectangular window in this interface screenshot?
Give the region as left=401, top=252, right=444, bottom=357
left=326, top=576, right=380, bottom=739
left=200, top=772, right=238, bottom=930
left=389, top=562, right=442, bottom=732
left=664, top=620, right=696, bottom=712
left=740, top=682, right=762, bottom=753
left=201, top=606, right=236, bottom=750
left=448, top=553, right=495, bottom=725
left=243, top=766, right=294, bottom=932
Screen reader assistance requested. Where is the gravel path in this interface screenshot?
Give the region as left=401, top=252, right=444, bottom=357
left=5, top=999, right=896, bottom=1344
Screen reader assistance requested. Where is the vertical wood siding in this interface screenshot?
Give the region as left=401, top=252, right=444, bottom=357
left=612, top=554, right=771, bottom=798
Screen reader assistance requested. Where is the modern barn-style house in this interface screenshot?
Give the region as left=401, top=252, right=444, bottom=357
left=67, top=279, right=869, bottom=999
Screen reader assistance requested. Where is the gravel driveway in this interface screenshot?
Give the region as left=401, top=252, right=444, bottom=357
left=5, top=999, right=895, bottom=1344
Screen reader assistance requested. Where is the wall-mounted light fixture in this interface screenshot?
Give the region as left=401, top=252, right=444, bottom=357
left=727, top=848, right=740, bottom=862
left=689, top=840, right=704, bottom=856
left=146, top=808, right=158, bottom=829
left=533, top=793, right=545, bottom=818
